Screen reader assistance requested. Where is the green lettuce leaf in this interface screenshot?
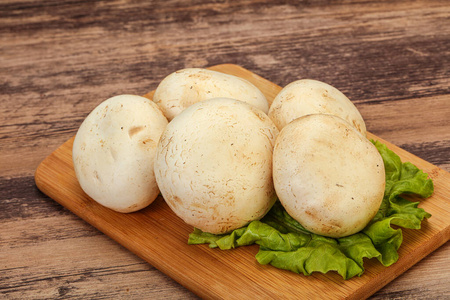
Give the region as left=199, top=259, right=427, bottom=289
left=188, top=141, right=434, bottom=279
left=256, top=235, right=364, bottom=279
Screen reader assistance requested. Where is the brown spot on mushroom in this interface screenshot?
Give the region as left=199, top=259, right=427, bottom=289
left=168, top=195, right=182, bottom=210
left=318, top=220, right=342, bottom=235
left=251, top=109, right=267, bottom=122
left=93, top=170, right=101, bottom=184
left=141, top=138, right=156, bottom=147
left=352, top=119, right=362, bottom=133
left=305, top=209, right=318, bottom=220
left=188, top=72, right=213, bottom=81
left=128, top=126, right=145, bottom=138
left=127, top=203, right=139, bottom=210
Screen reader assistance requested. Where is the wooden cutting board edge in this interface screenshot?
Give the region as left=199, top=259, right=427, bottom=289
left=34, top=64, right=450, bottom=299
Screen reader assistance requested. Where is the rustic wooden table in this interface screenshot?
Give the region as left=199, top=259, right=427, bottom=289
left=1, top=1, right=449, bottom=299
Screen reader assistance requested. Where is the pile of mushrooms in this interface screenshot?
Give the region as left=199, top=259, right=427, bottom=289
left=73, top=68, right=385, bottom=238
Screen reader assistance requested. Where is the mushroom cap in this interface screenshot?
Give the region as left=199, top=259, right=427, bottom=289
left=73, top=94, right=168, bottom=213
left=268, top=79, right=366, bottom=135
left=154, top=97, right=279, bottom=234
left=153, top=68, right=269, bottom=121
left=273, top=114, right=385, bottom=238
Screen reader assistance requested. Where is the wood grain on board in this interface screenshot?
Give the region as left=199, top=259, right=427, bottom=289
left=1, top=0, right=449, bottom=299
left=34, top=64, right=450, bottom=299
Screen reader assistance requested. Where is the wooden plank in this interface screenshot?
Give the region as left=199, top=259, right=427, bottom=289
left=35, top=64, right=450, bottom=299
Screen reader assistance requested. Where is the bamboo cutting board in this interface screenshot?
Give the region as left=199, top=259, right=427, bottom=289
left=35, top=64, right=450, bottom=299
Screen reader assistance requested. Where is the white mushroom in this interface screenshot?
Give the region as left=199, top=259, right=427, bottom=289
left=268, top=79, right=367, bottom=135
left=272, top=114, right=385, bottom=238
left=154, top=97, right=279, bottom=234
left=73, top=94, right=168, bottom=213
left=153, top=68, right=269, bottom=121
